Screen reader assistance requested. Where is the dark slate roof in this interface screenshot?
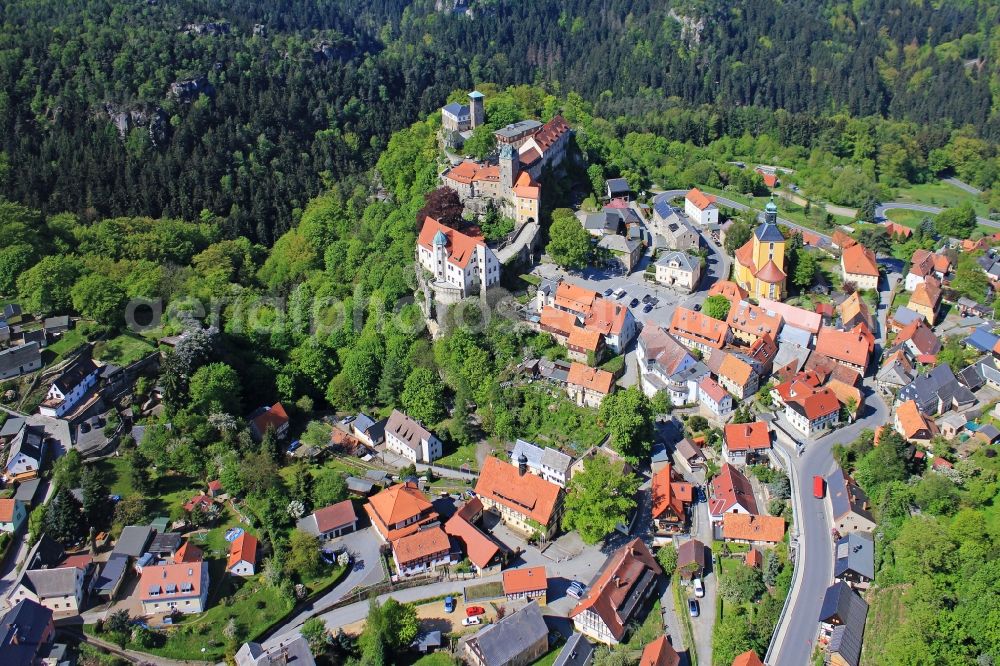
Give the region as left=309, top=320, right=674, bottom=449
left=442, top=102, right=468, bottom=116
left=553, top=632, right=595, bottom=666
left=43, top=316, right=69, bottom=331
left=0, top=599, right=53, bottom=666
left=897, top=364, right=975, bottom=414
left=148, top=532, right=183, bottom=554
left=494, top=119, right=542, bottom=139
left=652, top=193, right=680, bottom=221
left=978, top=424, right=1000, bottom=442
left=957, top=364, right=985, bottom=390
left=0, top=342, right=41, bottom=375
left=13, top=478, right=40, bottom=504
left=818, top=581, right=868, bottom=626
left=7, top=425, right=46, bottom=465
left=834, top=533, right=875, bottom=581
left=94, top=553, right=129, bottom=593
left=828, top=622, right=864, bottom=666
left=52, top=353, right=99, bottom=393
left=23, top=568, right=79, bottom=598
left=826, top=470, right=875, bottom=525
left=3, top=304, right=21, bottom=318
left=754, top=222, right=785, bottom=243
left=964, top=326, right=999, bottom=352
left=113, top=525, right=154, bottom=558
left=346, top=476, right=375, bottom=494
left=466, top=600, right=548, bottom=665
left=0, top=417, right=25, bottom=438
left=605, top=178, right=630, bottom=195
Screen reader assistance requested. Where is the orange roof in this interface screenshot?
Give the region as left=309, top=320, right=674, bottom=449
left=709, top=463, right=758, bottom=516
left=708, top=280, right=749, bottom=303
left=651, top=464, right=693, bottom=520
left=0, top=498, right=20, bottom=523
left=567, top=327, right=602, bottom=352
left=139, top=561, right=207, bottom=602
left=841, top=243, right=879, bottom=277
left=760, top=172, right=778, bottom=188
left=733, top=651, right=765, bottom=666
left=910, top=278, right=941, bottom=309
left=724, top=422, right=771, bottom=452
left=567, top=362, right=615, bottom=395
left=174, top=541, right=203, bottom=564
left=555, top=281, right=600, bottom=314
left=773, top=370, right=824, bottom=403
left=472, top=164, right=500, bottom=182
left=417, top=216, right=487, bottom=269
left=933, top=253, right=952, bottom=273
left=800, top=231, right=821, bottom=246
left=735, top=238, right=756, bottom=273
left=502, top=566, right=548, bottom=595
left=755, top=259, right=786, bottom=284
left=832, top=230, right=856, bottom=249
left=745, top=549, right=762, bottom=568
left=444, top=499, right=500, bottom=570
left=513, top=171, right=540, bottom=199
left=393, top=526, right=450, bottom=567
left=444, top=160, right=479, bottom=184
left=788, top=385, right=840, bottom=420
left=757, top=298, right=822, bottom=334
left=815, top=326, right=872, bottom=369
left=883, top=221, right=912, bottom=238
left=826, top=379, right=864, bottom=416
left=640, top=636, right=681, bottom=666
left=670, top=307, right=729, bottom=349
left=475, top=457, right=562, bottom=526
left=896, top=399, right=936, bottom=440
left=227, top=532, right=258, bottom=569
left=251, top=402, right=288, bottom=435
left=723, top=513, right=785, bottom=543
left=838, top=292, right=872, bottom=328
left=584, top=298, right=631, bottom=337
left=540, top=305, right=579, bottom=336
left=961, top=238, right=988, bottom=252
left=367, top=482, right=433, bottom=531
left=686, top=188, right=717, bottom=211
left=718, top=353, right=755, bottom=387
left=569, top=539, right=661, bottom=641
left=727, top=301, right=782, bottom=339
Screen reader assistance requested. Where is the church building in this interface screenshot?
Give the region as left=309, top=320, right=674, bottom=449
left=734, top=197, right=788, bottom=300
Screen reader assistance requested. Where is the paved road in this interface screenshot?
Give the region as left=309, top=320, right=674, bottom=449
left=875, top=202, right=999, bottom=230
left=943, top=176, right=982, bottom=195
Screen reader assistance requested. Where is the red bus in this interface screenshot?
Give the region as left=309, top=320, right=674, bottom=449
left=813, top=475, right=825, bottom=499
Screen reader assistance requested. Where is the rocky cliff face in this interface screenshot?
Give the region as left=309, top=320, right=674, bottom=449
left=103, top=103, right=169, bottom=145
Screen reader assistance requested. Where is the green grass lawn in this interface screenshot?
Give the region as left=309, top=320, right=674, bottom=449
left=885, top=208, right=935, bottom=228
left=624, top=599, right=663, bottom=650
left=515, top=385, right=605, bottom=452
left=893, top=180, right=988, bottom=216
left=436, top=439, right=479, bottom=470
left=42, top=327, right=87, bottom=363
left=695, top=184, right=853, bottom=233
left=409, top=653, right=459, bottom=666
left=94, top=332, right=157, bottom=365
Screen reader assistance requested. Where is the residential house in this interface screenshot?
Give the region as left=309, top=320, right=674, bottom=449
left=757, top=297, right=822, bottom=340
left=139, top=561, right=210, bottom=615
left=905, top=249, right=937, bottom=292
left=755, top=167, right=779, bottom=188
left=661, top=218, right=701, bottom=253
left=669, top=308, right=731, bottom=355
left=651, top=465, right=694, bottom=537
left=814, top=325, right=873, bottom=375
left=639, top=636, right=681, bottom=666
left=875, top=350, right=914, bottom=397
left=938, top=412, right=967, bottom=440
left=722, top=513, right=785, bottom=545
left=566, top=327, right=605, bottom=365
left=837, top=293, right=873, bottom=334
left=598, top=234, right=643, bottom=274
left=7, top=562, right=85, bottom=615
left=674, top=438, right=706, bottom=474
left=392, top=525, right=453, bottom=576
left=957, top=297, right=991, bottom=319
left=684, top=188, right=718, bottom=225
left=4, top=425, right=47, bottom=479
left=819, top=582, right=867, bottom=666
left=553, top=633, right=595, bottom=666
left=565, top=363, right=615, bottom=408
left=709, top=464, right=758, bottom=523
left=248, top=402, right=289, bottom=442
left=834, top=533, right=874, bottom=590
left=464, top=600, right=549, bottom=666
left=38, top=353, right=99, bottom=418
left=236, top=634, right=316, bottom=666
left=445, top=498, right=507, bottom=575
left=784, top=384, right=841, bottom=438
left=605, top=178, right=630, bottom=200
left=509, top=439, right=573, bottom=487
left=732, top=652, right=765, bottom=666
left=502, top=566, right=547, bottom=604
left=893, top=400, right=937, bottom=444
left=0, top=599, right=55, bottom=666
left=365, top=481, right=436, bottom=542
left=227, top=533, right=259, bottom=577
left=723, top=422, right=771, bottom=465
left=655, top=252, right=701, bottom=292
left=965, top=326, right=1000, bottom=353
left=0, top=498, right=27, bottom=533
left=417, top=216, right=501, bottom=301
left=569, top=539, right=661, bottom=645
left=538, top=281, right=638, bottom=354
left=743, top=334, right=779, bottom=376
left=636, top=326, right=697, bottom=400
left=384, top=410, right=443, bottom=464
left=716, top=353, right=759, bottom=401
left=0, top=342, right=42, bottom=381
left=908, top=276, right=942, bottom=324
left=298, top=499, right=357, bottom=541
left=577, top=209, right=624, bottom=237
left=350, top=413, right=385, bottom=447
left=665, top=362, right=710, bottom=408
left=897, top=364, right=976, bottom=416
left=475, top=456, right=563, bottom=540
left=727, top=300, right=783, bottom=346
left=174, top=541, right=203, bottom=564
left=894, top=319, right=941, bottom=360
left=888, top=306, right=923, bottom=331
left=840, top=244, right=879, bottom=291
left=826, top=469, right=877, bottom=534
left=42, top=316, right=69, bottom=336
left=676, top=539, right=707, bottom=582
left=697, top=376, right=733, bottom=419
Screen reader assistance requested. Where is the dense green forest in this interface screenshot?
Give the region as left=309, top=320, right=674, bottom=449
left=2, top=0, right=999, bottom=241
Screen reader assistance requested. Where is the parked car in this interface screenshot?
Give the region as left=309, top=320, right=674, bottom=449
left=688, top=599, right=700, bottom=617
left=603, top=288, right=614, bottom=297
left=642, top=294, right=652, bottom=304
left=466, top=606, right=486, bottom=617
left=614, top=288, right=627, bottom=299
left=693, top=303, right=702, bottom=311
left=444, top=596, right=456, bottom=613
left=642, top=303, right=653, bottom=313
left=567, top=581, right=586, bottom=599
left=693, top=578, right=705, bottom=598
left=649, top=297, right=659, bottom=306
left=629, top=298, right=640, bottom=308
left=462, top=616, right=482, bottom=626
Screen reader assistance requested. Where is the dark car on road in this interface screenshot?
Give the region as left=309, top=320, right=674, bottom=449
left=693, top=303, right=702, bottom=311
left=642, top=303, right=653, bottom=313
left=603, top=288, right=613, bottom=297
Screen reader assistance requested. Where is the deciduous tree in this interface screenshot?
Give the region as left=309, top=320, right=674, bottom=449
left=562, top=456, right=641, bottom=544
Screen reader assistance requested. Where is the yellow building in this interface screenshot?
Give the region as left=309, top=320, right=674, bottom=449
left=734, top=198, right=787, bottom=300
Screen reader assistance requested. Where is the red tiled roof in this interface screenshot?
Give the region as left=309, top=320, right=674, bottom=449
left=733, top=651, right=765, bottom=666
left=686, top=188, right=717, bottom=211
left=883, top=221, right=912, bottom=238
left=555, top=281, right=600, bottom=313
left=393, top=526, right=450, bottom=568
left=670, top=308, right=729, bottom=349
left=757, top=298, right=822, bottom=334
left=709, top=464, right=758, bottom=517
left=735, top=238, right=756, bottom=274
left=895, top=318, right=941, bottom=356
left=367, top=482, right=432, bottom=536
left=567, top=362, right=615, bottom=395
left=910, top=277, right=942, bottom=309
left=174, top=541, right=203, bottom=564
left=760, top=172, right=778, bottom=188
left=140, top=561, right=206, bottom=602
left=698, top=376, right=728, bottom=403
left=207, top=480, right=222, bottom=492
left=251, top=402, right=288, bottom=436
left=227, top=532, right=258, bottom=569
left=724, top=422, right=771, bottom=452
left=651, top=464, right=693, bottom=520
left=755, top=259, right=786, bottom=284
left=314, top=499, right=358, bottom=533
left=788, top=385, right=840, bottom=420
left=640, top=636, right=681, bottom=666
left=718, top=353, right=755, bottom=387
left=815, top=326, right=872, bottom=369
left=533, top=115, right=570, bottom=152
left=0, top=498, right=20, bottom=523
left=745, top=549, right=762, bottom=568
left=568, top=539, right=662, bottom=641
left=841, top=243, right=879, bottom=277
left=832, top=230, right=856, bottom=249
left=727, top=301, right=782, bottom=339
left=513, top=171, right=540, bottom=200
left=418, top=216, right=488, bottom=269
left=896, top=400, right=936, bottom=440
left=183, top=495, right=213, bottom=512
left=707, top=280, right=749, bottom=303
left=445, top=501, right=501, bottom=571
left=503, top=566, right=548, bottom=595
left=567, top=327, right=603, bottom=353
left=723, top=513, right=785, bottom=543
left=475, top=457, right=562, bottom=526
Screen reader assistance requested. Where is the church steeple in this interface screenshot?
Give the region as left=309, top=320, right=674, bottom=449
left=764, top=194, right=778, bottom=225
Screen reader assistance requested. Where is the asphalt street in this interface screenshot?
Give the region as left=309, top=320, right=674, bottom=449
left=875, top=201, right=999, bottom=230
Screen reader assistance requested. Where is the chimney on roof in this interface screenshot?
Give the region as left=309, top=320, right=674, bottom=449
left=518, top=453, right=528, bottom=476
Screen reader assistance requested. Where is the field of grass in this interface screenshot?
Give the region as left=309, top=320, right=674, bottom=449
left=885, top=208, right=935, bottom=229
left=436, top=439, right=479, bottom=470
left=893, top=180, right=988, bottom=216
left=694, top=184, right=853, bottom=233
left=516, top=385, right=605, bottom=452
left=94, top=332, right=157, bottom=365
left=42, top=327, right=87, bottom=363
left=409, top=653, right=459, bottom=666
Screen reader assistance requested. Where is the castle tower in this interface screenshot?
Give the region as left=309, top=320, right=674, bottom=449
left=469, top=90, right=485, bottom=129
left=499, top=143, right=519, bottom=191
left=432, top=229, right=448, bottom=281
